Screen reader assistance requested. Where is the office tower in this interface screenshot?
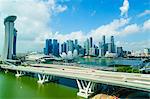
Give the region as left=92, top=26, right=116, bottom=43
left=13, top=29, right=17, bottom=56
left=61, top=42, right=67, bottom=53
left=84, top=38, right=90, bottom=55
left=66, top=40, right=74, bottom=52
left=75, top=39, right=78, bottom=46
left=108, top=43, right=112, bottom=53
left=89, top=47, right=95, bottom=56
left=89, top=37, right=93, bottom=48
left=78, top=45, right=85, bottom=56
left=101, top=35, right=106, bottom=56
left=102, top=35, right=105, bottom=45
left=94, top=45, right=99, bottom=56
left=52, top=39, right=59, bottom=56
left=111, top=36, right=116, bottom=53
left=99, top=42, right=102, bottom=57
left=3, top=16, right=17, bottom=60
left=74, top=39, right=79, bottom=52
left=117, top=47, right=123, bottom=57
left=44, top=39, right=52, bottom=55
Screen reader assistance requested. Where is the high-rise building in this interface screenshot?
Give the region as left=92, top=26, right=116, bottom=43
left=74, top=39, right=79, bottom=52
left=3, top=16, right=17, bottom=60
left=89, top=37, right=93, bottom=48
left=61, top=42, right=67, bottom=53
left=84, top=38, right=90, bottom=55
left=102, top=35, right=105, bottom=45
left=110, top=36, right=116, bottom=53
left=44, top=39, right=52, bottom=55
left=117, top=47, right=123, bottom=57
left=99, top=42, right=102, bottom=57
left=66, top=40, right=74, bottom=52
left=108, top=43, right=112, bottom=53
left=13, top=29, right=17, bottom=56
left=94, top=45, right=99, bottom=56
left=44, top=39, right=59, bottom=56
left=52, top=39, right=59, bottom=56
left=101, top=35, right=106, bottom=56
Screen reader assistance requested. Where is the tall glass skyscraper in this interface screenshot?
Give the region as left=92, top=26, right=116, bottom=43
left=66, top=40, right=74, bottom=52
left=2, top=16, right=17, bottom=60
left=44, top=39, right=52, bottom=55
left=52, top=39, right=59, bottom=56
left=61, top=42, right=67, bottom=53
left=101, top=35, right=106, bottom=56
left=89, top=37, right=93, bottom=48
left=110, top=36, right=116, bottom=53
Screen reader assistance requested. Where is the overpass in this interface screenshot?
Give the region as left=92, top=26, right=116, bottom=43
left=0, top=63, right=150, bottom=98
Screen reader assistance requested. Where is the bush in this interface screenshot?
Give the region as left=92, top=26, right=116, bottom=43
left=116, top=66, right=139, bottom=73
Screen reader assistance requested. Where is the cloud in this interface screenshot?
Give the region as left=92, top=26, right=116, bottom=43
left=54, top=5, right=67, bottom=13
left=138, top=10, right=150, bottom=17
left=120, top=0, right=129, bottom=17
left=0, top=0, right=67, bottom=53
left=116, top=40, right=150, bottom=51
left=120, top=24, right=140, bottom=35
left=143, top=19, right=150, bottom=31
left=90, top=18, right=129, bottom=43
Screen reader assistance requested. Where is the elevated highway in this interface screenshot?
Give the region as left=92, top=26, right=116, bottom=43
left=0, top=64, right=150, bottom=98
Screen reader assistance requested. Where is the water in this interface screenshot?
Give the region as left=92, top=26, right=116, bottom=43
left=0, top=58, right=149, bottom=99
left=0, top=72, right=80, bottom=99
left=78, top=58, right=142, bottom=67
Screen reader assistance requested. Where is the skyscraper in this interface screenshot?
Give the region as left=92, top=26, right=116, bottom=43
left=61, top=42, right=67, bottom=53
left=52, top=39, right=59, bottom=56
left=13, top=29, right=17, bottom=56
left=102, top=35, right=105, bottom=45
left=89, top=37, right=93, bottom=48
left=3, top=16, right=17, bottom=60
left=111, top=36, right=116, bottom=53
left=66, top=40, right=74, bottom=52
left=101, top=35, right=106, bottom=56
left=99, top=42, right=102, bottom=57
left=84, top=38, right=90, bottom=55
left=44, top=39, right=52, bottom=55
left=117, top=47, right=123, bottom=57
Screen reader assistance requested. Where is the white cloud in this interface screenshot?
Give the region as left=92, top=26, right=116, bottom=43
left=138, top=10, right=150, bottom=17
left=120, top=24, right=140, bottom=35
left=89, top=18, right=129, bottom=43
left=0, top=0, right=67, bottom=53
left=120, top=0, right=129, bottom=17
left=54, top=5, right=67, bottom=13
left=116, top=40, right=150, bottom=51
left=143, top=19, right=150, bottom=31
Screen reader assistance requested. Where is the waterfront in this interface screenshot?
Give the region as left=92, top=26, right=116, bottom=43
left=78, top=58, right=142, bottom=67
left=0, top=72, right=80, bottom=99
left=0, top=64, right=150, bottom=99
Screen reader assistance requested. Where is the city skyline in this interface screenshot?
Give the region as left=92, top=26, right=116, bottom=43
left=0, top=0, right=149, bottom=53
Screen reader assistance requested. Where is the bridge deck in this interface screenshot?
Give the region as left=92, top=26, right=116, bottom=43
left=1, top=64, right=150, bottom=92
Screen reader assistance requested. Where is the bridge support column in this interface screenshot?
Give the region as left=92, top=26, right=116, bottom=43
left=15, top=71, right=25, bottom=77
left=76, top=79, right=95, bottom=98
left=37, top=74, right=50, bottom=84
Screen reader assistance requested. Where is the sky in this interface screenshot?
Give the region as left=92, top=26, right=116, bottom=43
left=0, top=0, right=150, bottom=54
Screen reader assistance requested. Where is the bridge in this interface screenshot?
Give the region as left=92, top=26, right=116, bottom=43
left=0, top=63, right=150, bottom=98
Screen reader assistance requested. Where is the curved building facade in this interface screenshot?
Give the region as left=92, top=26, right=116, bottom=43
left=2, top=16, right=17, bottom=60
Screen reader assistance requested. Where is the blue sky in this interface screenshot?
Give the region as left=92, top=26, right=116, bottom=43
left=51, top=0, right=149, bottom=33
left=0, top=0, right=149, bottom=53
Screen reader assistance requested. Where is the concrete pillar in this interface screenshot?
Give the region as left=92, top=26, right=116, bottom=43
left=76, top=79, right=95, bottom=98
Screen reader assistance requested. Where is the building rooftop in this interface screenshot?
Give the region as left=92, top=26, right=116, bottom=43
left=4, top=16, right=17, bottom=24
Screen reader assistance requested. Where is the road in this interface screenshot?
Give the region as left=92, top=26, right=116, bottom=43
left=1, top=63, right=150, bottom=92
